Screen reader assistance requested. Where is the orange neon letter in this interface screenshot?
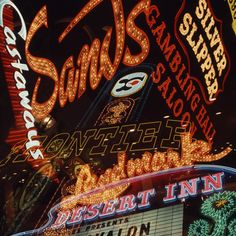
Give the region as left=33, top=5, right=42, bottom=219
left=25, top=6, right=59, bottom=120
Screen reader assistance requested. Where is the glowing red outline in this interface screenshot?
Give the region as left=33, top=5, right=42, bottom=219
left=174, top=0, right=231, bottom=104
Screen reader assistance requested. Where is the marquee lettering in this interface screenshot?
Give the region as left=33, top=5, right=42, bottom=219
left=1, top=120, right=192, bottom=168
left=50, top=172, right=224, bottom=229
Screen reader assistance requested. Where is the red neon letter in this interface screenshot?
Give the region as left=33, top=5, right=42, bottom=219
left=100, top=199, right=118, bottom=218
left=116, top=194, right=137, bottom=213
left=66, top=206, right=86, bottom=226
left=137, top=188, right=155, bottom=209
left=163, top=183, right=177, bottom=203
left=51, top=210, right=70, bottom=229
left=178, top=178, right=200, bottom=199
left=84, top=203, right=103, bottom=221
left=202, top=172, right=224, bottom=194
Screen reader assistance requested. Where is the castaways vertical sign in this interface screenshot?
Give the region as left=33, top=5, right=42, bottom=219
left=0, top=0, right=43, bottom=159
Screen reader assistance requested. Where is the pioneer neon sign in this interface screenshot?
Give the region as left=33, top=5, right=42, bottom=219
left=51, top=172, right=224, bottom=229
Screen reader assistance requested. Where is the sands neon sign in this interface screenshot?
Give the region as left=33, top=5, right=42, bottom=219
left=23, top=0, right=229, bottom=121
left=1, top=0, right=230, bottom=150
left=25, top=0, right=151, bottom=120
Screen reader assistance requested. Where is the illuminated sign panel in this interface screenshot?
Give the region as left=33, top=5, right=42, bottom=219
left=177, top=0, right=230, bottom=102
left=111, top=72, right=148, bottom=98
left=0, top=0, right=234, bottom=146
left=76, top=205, right=183, bottom=236
left=228, top=0, right=236, bottom=35
left=0, top=0, right=236, bottom=235
left=12, top=167, right=234, bottom=235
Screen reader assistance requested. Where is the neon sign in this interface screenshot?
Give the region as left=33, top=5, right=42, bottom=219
left=111, top=72, right=148, bottom=98
left=0, top=119, right=189, bottom=168
left=60, top=132, right=230, bottom=207
left=50, top=172, right=224, bottom=230
left=0, top=1, right=44, bottom=159
left=178, top=0, right=229, bottom=102
left=228, top=0, right=236, bottom=35
left=1, top=0, right=229, bottom=147
left=188, top=191, right=236, bottom=236
left=145, top=3, right=219, bottom=143
left=25, top=0, right=151, bottom=120
left=43, top=204, right=183, bottom=236
left=13, top=164, right=236, bottom=236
